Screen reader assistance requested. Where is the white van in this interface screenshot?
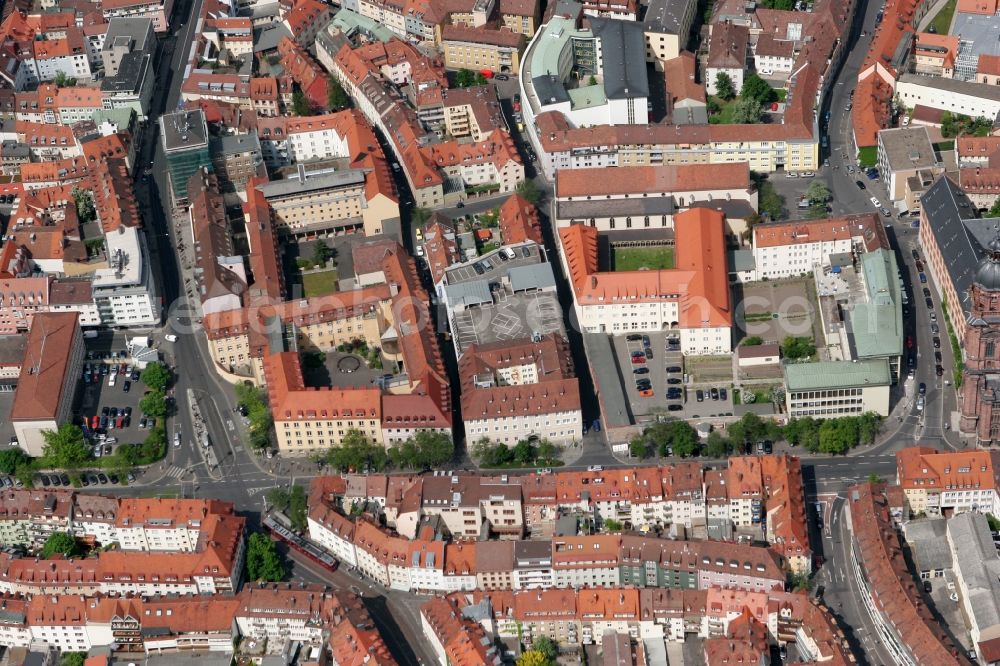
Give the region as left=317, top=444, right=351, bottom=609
left=164, top=334, right=178, bottom=342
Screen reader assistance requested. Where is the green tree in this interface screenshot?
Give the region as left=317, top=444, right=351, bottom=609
left=740, top=73, right=775, bottom=104
left=517, top=651, right=551, bottom=666
left=515, top=178, right=541, bottom=204
left=327, top=429, right=388, bottom=472
left=513, top=440, right=537, bottom=465
left=327, top=76, right=350, bottom=110
left=704, top=431, right=732, bottom=458
left=411, top=430, right=454, bottom=468
left=139, top=390, right=167, bottom=418
left=53, top=71, right=77, bottom=87
left=475, top=73, right=488, bottom=85
left=758, top=181, right=785, bottom=220
left=291, top=89, right=313, bottom=116
left=789, top=572, right=813, bottom=592
left=60, top=654, right=86, bottom=666
left=0, top=448, right=31, bottom=474
left=288, top=484, right=308, bottom=531
left=245, top=532, right=286, bottom=582
left=867, top=473, right=885, bottom=484
left=988, top=197, right=1000, bottom=218
left=781, top=336, right=816, bottom=360
left=806, top=180, right=831, bottom=204
left=715, top=72, right=736, bottom=100
left=455, top=69, right=476, bottom=87
left=731, top=96, right=763, bottom=124
left=41, top=424, right=91, bottom=469
left=313, top=241, right=334, bottom=266
left=536, top=439, right=559, bottom=463
left=41, top=531, right=82, bottom=559
left=817, top=418, right=857, bottom=455
left=629, top=438, right=650, bottom=458
left=987, top=514, right=1000, bottom=532
left=236, top=383, right=273, bottom=451
left=72, top=187, right=96, bottom=223
left=141, top=425, right=167, bottom=462
left=412, top=207, right=433, bottom=225
left=533, top=636, right=558, bottom=663
left=267, top=487, right=290, bottom=512
left=140, top=362, right=172, bottom=392
left=858, top=412, right=881, bottom=445
left=603, top=518, right=623, bottom=532
left=587, top=75, right=598, bottom=86
left=741, top=336, right=763, bottom=346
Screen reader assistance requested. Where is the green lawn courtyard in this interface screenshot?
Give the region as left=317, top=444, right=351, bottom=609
left=613, top=246, right=675, bottom=271
left=300, top=269, right=339, bottom=297
left=927, top=0, right=956, bottom=35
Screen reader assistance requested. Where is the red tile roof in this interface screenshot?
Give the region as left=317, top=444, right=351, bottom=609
left=559, top=207, right=732, bottom=328
left=11, top=312, right=79, bottom=420
left=848, top=481, right=973, bottom=665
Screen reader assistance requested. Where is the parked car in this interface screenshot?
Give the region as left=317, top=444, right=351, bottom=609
left=665, top=365, right=682, bottom=373
left=626, top=334, right=642, bottom=341
left=633, top=367, right=649, bottom=375
left=855, top=180, right=866, bottom=190
left=696, top=390, right=705, bottom=402
left=710, top=387, right=719, bottom=400
left=933, top=337, right=941, bottom=348
left=919, top=272, right=927, bottom=283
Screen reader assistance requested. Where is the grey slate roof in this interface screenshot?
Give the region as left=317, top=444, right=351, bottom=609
left=902, top=518, right=952, bottom=573
left=443, top=280, right=493, bottom=308
left=948, top=512, right=1000, bottom=633
left=532, top=74, right=571, bottom=105
left=644, top=0, right=695, bottom=34
left=920, top=175, right=986, bottom=320
left=589, top=18, right=650, bottom=100
left=507, top=262, right=556, bottom=292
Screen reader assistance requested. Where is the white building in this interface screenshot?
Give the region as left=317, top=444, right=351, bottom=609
left=91, top=226, right=159, bottom=327
left=896, top=74, right=1000, bottom=121
left=783, top=359, right=892, bottom=418
left=751, top=214, right=887, bottom=281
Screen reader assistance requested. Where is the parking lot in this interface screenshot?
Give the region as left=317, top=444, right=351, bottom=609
left=30, top=335, right=158, bottom=488
left=607, top=331, right=736, bottom=423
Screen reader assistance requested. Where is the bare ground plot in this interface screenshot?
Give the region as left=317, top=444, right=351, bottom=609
left=684, top=355, right=734, bottom=383
left=734, top=279, right=822, bottom=347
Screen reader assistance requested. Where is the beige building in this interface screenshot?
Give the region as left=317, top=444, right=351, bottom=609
left=440, top=25, right=525, bottom=74
left=784, top=360, right=892, bottom=418
left=257, top=166, right=398, bottom=238
left=643, top=0, right=696, bottom=66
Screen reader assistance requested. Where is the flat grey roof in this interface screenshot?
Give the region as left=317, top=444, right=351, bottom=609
left=443, top=280, right=493, bottom=308
left=952, top=11, right=1000, bottom=60
left=903, top=518, right=952, bottom=572
left=508, top=263, right=557, bottom=292
left=450, top=288, right=565, bottom=354
left=0, top=334, right=26, bottom=365
left=444, top=242, right=542, bottom=285
left=257, top=169, right=366, bottom=198
left=160, top=109, right=209, bottom=152
left=211, top=132, right=261, bottom=157
left=532, top=74, right=570, bottom=105
left=254, top=23, right=292, bottom=53
left=878, top=126, right=937, bottom=171
left=102, top=52, right=150, bottom=94
left=103, top=17, right=153, bottom=52
left=583, top=332, right=632, bottom=428
left=644, top=0, right=695, bottom=34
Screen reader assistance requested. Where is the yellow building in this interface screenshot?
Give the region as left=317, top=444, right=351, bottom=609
left=440, top=25, right=525, bottom=74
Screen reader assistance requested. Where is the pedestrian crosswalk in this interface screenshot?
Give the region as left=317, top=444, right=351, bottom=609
left=164, top=466, right=186, bottom=479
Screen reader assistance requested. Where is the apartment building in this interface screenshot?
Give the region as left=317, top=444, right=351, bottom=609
left=440, top=25, right=524, bottom=74
left=751, top=213, right=889, bottom=281
left=558, top=208, right=732, bottom=355
left=705, top=21, right=748, bottom=96
left=0, top=489, right=74, bottom=547
left=330, top=36, right=524, bottom=209
left=459, top=334, right=583, bottom=447
left=4, top=585, right=393, bottom=660
left=896, top=446, right=1000, bottom=517
left=784, top=360, right=892, bottom=418
left=100, top=0, right=173, bottom=33
left=876, top=126, right=942, bottom=204
left=421, top=595, right=501, bottom=666
left=848, top=482, right=974, bottom=665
